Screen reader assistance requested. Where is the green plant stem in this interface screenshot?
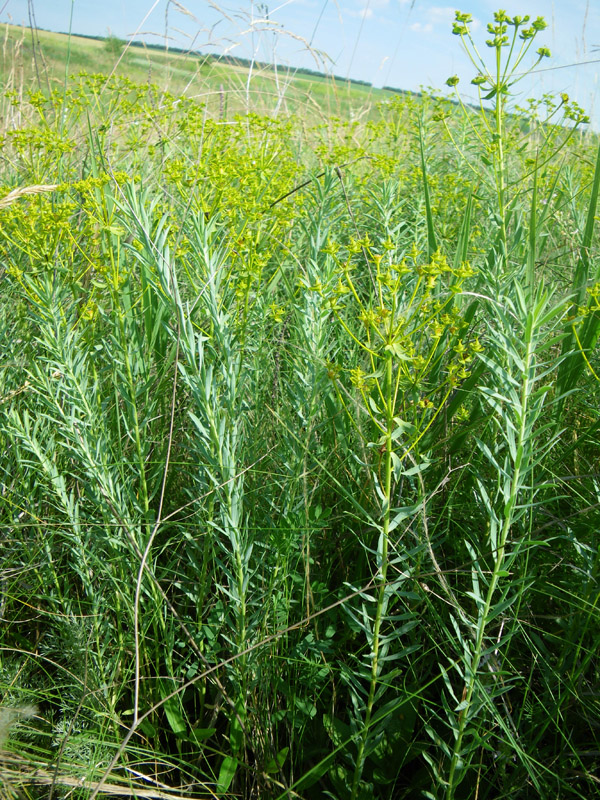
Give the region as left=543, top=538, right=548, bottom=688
left=445, top=310, right=534, bottom=800
left=115, top=304, right=151, bottom=536
left=494, top=44, right=508, bottom=269
left=350, top=350, right=393, bottom=799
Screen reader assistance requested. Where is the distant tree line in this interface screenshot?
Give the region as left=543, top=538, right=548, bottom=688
left=29, top=24, right=442, bottom=95
left=48, top=28, right=378, bottom=88
left=382, top=85, right=421, bottom=97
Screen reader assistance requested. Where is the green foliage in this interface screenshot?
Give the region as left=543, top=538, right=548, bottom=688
left=1, top=8, right=599, bottom=800
left=103, top=34, right=125, bottom=56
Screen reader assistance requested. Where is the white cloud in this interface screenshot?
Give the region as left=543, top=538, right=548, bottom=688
left=410, top=22, right=433, bottom=34
left=427, top=6, right=481, bottom=31
left=428, top=6, right=456, bottom=25
left=407, top=6, right=480, bottom=35
left=347, top=0, right=390, bottom=20
left=347, top=6, right=371, bottom=19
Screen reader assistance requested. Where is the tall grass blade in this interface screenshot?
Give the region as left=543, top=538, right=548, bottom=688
left=556, top=142, right=600, bottom=414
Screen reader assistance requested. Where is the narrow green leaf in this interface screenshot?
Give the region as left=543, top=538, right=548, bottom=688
left=265, top=747, right=289, bottom=774
left=556, top=142, right=600, bottom=411
left=419, top=121, right=438, bottom=258
left=217, top=756, right=238, bottom=794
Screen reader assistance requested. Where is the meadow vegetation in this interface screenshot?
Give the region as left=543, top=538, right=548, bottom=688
left=0, top=23, right=397, bottom=121
left=0, top=9, right=599, bottom=800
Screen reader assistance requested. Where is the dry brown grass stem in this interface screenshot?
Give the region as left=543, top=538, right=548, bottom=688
left=0, top=184, right=59, bottom=209
left=0, top=754, right=217, bottom=800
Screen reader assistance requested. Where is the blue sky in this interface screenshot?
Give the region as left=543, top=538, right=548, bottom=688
left=2, top=1, right=599, bottom=125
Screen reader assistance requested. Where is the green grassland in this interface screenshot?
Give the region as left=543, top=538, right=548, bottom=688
left=1, top=11, right=599, bottom=800
left=1, top=23, right=399, bottom=120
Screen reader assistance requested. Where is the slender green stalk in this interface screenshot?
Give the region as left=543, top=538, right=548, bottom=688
left=444, top=285, right=565, bottom=799
left=446, top=360, right=530, bottom=797
left=493, top=41, right=508, bottom=266
left=350, top=349, right=393, bottom=798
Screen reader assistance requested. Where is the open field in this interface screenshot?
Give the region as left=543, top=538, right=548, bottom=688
left=1, top=11, right=600, bottom=800
left=0, top=24, right=400, bottom=120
